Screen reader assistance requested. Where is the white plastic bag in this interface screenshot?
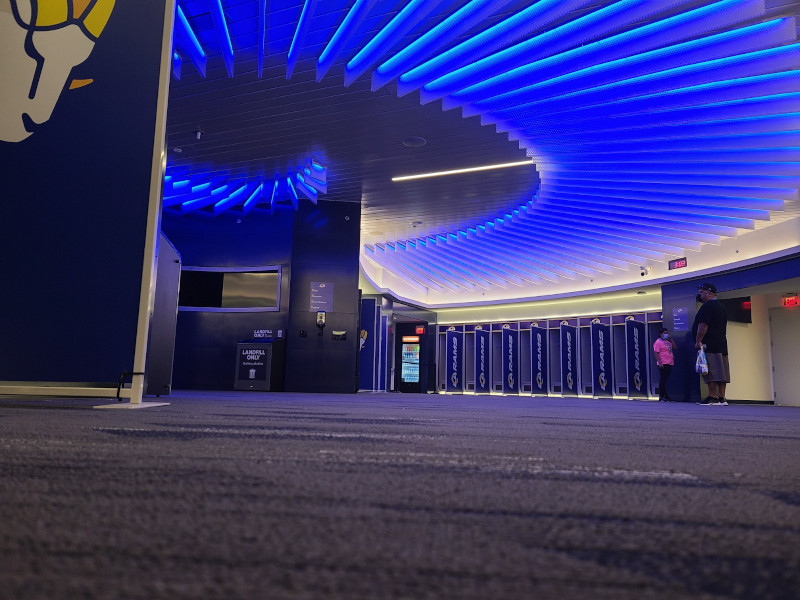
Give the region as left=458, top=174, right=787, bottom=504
left=696, top=346, right=708, bottom=374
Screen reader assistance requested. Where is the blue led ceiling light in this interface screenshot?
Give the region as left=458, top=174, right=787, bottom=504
left=372, top=0, right=516, bottom=91
left=287, top=0, right=317, bottom=79
left=209, top=0, right=235, bottom=77
left=174, top=5, right=206, bottom=77
left=395, top=0, right=594, bottom=97
left=317, top=0, right=377, bottom=82
left=163, top=160, right=327, bottom=217
left=170, top=1, right=800, bottom=300
left=344, top=0, right=444, bottom=87
left=258, top=0, right=267, bottom=77
left=456, top=17, right=795, bottom=117
left=445, top=0, right=769, bottom=113
left=417, top=0, right=698, bottom=104
left=172, top=52, right=182, bottom=80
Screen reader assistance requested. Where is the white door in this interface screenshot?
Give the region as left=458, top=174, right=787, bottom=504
left=769, top=307, right=800, bottom=406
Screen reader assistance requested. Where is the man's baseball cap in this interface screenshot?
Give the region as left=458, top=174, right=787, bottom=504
left=698, top=282, right=717, bottom=293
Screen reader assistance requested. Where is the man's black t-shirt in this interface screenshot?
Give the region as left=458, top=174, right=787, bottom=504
left=692, top=299, right=728, bottom=354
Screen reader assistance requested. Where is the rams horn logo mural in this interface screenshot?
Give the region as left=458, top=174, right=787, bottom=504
left=598, top=372, right=608, bottom=391
left=633, top=372, right=643, bottom=392
left=566, top=372, right=574, bottom=391
left=536, top=372, right=543, bottom=389
left=1, top=0, right=116, bottom=142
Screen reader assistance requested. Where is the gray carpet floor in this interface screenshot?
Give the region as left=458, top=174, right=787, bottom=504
left=1, top=392, right=798, bottom=599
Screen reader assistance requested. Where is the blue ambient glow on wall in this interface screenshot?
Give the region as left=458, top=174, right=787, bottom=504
left=170, top=0, right=800, bottom=296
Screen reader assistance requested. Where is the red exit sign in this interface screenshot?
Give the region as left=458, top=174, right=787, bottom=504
left=783, top=295, right=799, bottom=307
left=668, top=257, right=688, bottom=270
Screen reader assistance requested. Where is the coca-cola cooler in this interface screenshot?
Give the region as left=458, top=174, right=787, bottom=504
left=395, top=322, right=431, bottom=393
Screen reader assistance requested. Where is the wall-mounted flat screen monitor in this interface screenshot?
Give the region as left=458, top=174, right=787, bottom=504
left=179, top=267, right=280, bottom=311
left=719, top=296, right=752, bottom=324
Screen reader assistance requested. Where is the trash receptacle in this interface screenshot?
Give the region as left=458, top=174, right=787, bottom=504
left=234, top=342, right=272, bottom=391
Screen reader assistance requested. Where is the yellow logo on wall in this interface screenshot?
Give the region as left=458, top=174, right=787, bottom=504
left=1, top=0, right=115, bottom=142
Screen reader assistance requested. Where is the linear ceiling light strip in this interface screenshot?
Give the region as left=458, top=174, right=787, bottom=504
left=172, top=51, right=182, bottom=80
left=287, top=0, right=316, bottom=79
left=475, top=216, right=652, bottom=266
left=363, top=247, right=444, bottom=294
left=242, top=182, right=264, bottom=215
left=213, top=183, right=249, bottom=215
left=515, top=210, right=702, bottom=253
left=409, top=248, right=515, bottom=290
left=317, top=0, right=377, bottom=82
left=500, top=217, right=686, bottom=257
left=434, top=236, right=564, bottom=281
left=493, top=43, right=800, bottom=131
left=175, top=5, right=207, bottom=77
left=487, top=213, right=668, bottom=256
left=478, top=222, right=657, bottom=265
left=526, top=91, right=800, bottom=138
left=507, top=69, right=800, bottom=133
left=448, top=0, right=768, bottom=112
left=209, top=0, right=235, bottom=77
left=538, top=195, right=757, bottom=230
left=536, top=131, right=800, bottom=157
left=528, top=207, right=713, bottom=247
left=466, top=21, right=790, bottom=119
left=257, top=0, right=267, bottom=77
left=545, top=170, right=800, bottom=189
left=372, top=0, right=515, bottom=91
left=412, top=241, right=527, bottom=287
left=529, top=201, right=742, bottom=238
left=523, top=195, right=742, bottom=238
left=530, top=111, right=800, bottom=147
left=384, top=244, right=483, bottom=291
left=345, top=0, right=445, bottom=87
left=180, top=184, right=229, bottom=213
left=418, top=0, right=705, bottom=104
left=544, top=180, right=790, bottom=205
left=538, top=150, right=800, bottom=168
left=460, top=230, right=624, bottom=273
left=396, top=0, right=595, bottom=97
left=447, top=237, right=594, bottom=279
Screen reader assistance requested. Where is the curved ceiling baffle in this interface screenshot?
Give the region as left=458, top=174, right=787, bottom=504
left=167, top=0, right=800, bottom=307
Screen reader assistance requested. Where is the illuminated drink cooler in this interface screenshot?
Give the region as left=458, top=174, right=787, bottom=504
left=401, top=342, right=421, bottom=384
left=234, top=340, right=285, bottom=391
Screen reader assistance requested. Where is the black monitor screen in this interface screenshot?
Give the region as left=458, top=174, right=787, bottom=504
left=179, top=270, right=279, bottom=309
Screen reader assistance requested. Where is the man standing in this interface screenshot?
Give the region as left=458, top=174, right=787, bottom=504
left=692, top=282, right=730, bottom=405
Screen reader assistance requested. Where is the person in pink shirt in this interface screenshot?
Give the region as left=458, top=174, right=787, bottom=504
left=653, top=327, right=677, bottom=401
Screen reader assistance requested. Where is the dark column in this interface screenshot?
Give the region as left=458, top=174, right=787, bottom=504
left=285, top=200, right=361, bottom=392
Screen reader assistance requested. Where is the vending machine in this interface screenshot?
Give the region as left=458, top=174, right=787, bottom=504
left=396, top=321, right=432, bottom=393
left=400, top=336, right=421, bottom=386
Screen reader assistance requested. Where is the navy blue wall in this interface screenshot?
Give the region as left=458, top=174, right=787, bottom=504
left=162, top=211, right=293, bottom=390
left=162, top=199, right=362, bottom=393
left=0, top=1, right=170, bottom=384
left=661, top=254, right=800, bottom=402
left=285, top=200, right=361, bottom=393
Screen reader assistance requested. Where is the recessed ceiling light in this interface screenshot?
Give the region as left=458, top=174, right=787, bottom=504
left=403, top=136, right=427, bottom=148
left=173, top=147, right=182, bottom=153
left=392, top=160, right=532, bottom=181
